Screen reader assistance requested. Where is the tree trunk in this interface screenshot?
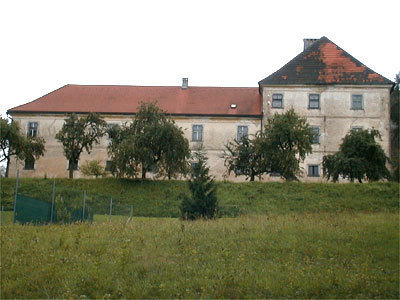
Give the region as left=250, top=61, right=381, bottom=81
left=250, top=170, right=255, bottom=182
left=69, top=168, right=74, bottom=179
left=141, top=168, right=146, bottom=179
left=5, top=157, right=10, bottom=178
left=168, top=171, right=171, bottom=180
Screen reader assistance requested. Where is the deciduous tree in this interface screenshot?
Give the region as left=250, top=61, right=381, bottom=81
left=1, top=117, right=45, bottom=177
left=56, top=113, right=107, bottom=179
left=108, top=102, right=190, bottom=179
left=262, top=108, right=314, bottom=181
left=322, top=129, right=389, bottom=182
left=223, top=134, right=266, bottom=181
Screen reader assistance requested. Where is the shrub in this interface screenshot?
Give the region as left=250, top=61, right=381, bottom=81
left=80, top=160, right=105, bottom=178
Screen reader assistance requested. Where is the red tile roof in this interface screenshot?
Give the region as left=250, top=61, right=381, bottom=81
left=8, top=85, right=262, bottom=117
left=259, top=37, right=393, bottom=86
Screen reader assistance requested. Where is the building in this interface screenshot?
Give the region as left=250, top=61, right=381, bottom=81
left=7, top=37, right=393, bottom=181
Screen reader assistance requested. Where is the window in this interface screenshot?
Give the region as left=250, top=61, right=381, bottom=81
left=308, top=94, right=320, bottom=109
left=351, top=126, right=363, bottom=132
left=68, top=160, right=78, bottom=170
left=190, top=162, right=199, bottom=171
left=272, top=94, right=283, bottom=108
left=351, top=95, right=363, bottom=110
left=311, top=126, right=320, bottom=144
left=237, top=126, right=248, bottom=142
left=24, top=157, right=35, bottom=170
left=308, top=165, right=320, bottom=177
left=27, top=122, right=38, bottom=137
left=270, top=172, right=281, bottom=177
left=105, top=160, right=115, bottom=172
left=107, top=123, right=118, bottom=139
left=192, top=125, right=203, bottom=141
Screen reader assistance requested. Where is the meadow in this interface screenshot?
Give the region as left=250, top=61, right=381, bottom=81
left=0, top=179, right=399, bottom=298
left=1, top=213, right=398, bottom=299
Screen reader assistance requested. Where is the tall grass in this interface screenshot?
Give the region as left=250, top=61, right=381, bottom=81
left=1, top=213, right=398, bottom=299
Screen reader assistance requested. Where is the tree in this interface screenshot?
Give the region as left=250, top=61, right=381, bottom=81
left=108, top=102, right=190, bottom=179
left=1, top=117, right=45, bottom=177
left=158, top=121, right=190, bottom=180
left=223, top=134, right=266, bottom=181
left=322, top=129, right=390, bottom=183
left=390, top=72, right=399, bottom=181
left=80, top=160, right=105, bottom=178
left=262, top=108, right=314, bottom=181
left=56, top=113, right=107, bottom=179
left=180, top=150, right=218, bottom=220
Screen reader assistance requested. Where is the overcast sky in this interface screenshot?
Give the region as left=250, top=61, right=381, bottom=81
left=1, top=0, right=399, bottom=118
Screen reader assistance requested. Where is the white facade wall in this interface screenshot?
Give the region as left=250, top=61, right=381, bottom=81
left=261, top=85, right=391, bottom=181
left=8, top=114, right=261, bottom=181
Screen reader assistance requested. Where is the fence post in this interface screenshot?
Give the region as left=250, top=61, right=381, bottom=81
left=13, top=169, right=19, bottom=223
left=82, top=191, right=86, bottom=220
left=109, top=197, right=113, bottom=221
left=50, top=180, right=56, bottom=224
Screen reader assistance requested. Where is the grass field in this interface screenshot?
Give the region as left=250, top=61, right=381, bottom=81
left=1, top=213, right=398, bottom=299
left=1, top=179, right=399, bottom=298
left=1, top=178, right=399, bottom=217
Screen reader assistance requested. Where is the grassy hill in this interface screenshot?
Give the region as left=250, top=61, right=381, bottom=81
left=1, top=178, right=398, bottom=217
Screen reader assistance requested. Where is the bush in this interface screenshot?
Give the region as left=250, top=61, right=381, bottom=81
left=180, top=151, right=218, bottom=220
left=80, top=160, right=105, bottom=178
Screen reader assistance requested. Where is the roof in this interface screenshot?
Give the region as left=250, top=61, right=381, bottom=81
left=258, top=36, right=393, bottom=86
left=8, top=84, right=262, bottom=117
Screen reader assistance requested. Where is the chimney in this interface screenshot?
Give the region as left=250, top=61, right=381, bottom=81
left=303, top=38, right=318, bottom=51
left=182, top=78, right=188, bottom=89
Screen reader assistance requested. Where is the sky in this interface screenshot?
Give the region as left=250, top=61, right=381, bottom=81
left=1, top=0, right=399, bottom=118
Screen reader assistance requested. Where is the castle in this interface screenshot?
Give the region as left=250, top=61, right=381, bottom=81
left=7, top=37, right=393, bottom=181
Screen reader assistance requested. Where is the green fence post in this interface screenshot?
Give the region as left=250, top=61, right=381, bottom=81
left=109, top=197, right=113, bottom=222
left=82, top=191, right=86, bottom=220
left=50, top=180, right=56, bottom=224
left=13, top=169, right=19, bottom=223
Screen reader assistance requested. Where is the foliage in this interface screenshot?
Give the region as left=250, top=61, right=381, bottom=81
left=1, top=213, right=398, bottom=298
left=223, top=134, right=266, bottom=181
left=262, top=108, right=314, bottom=181
left=108, top=102, right=190, bottom=179
left=80, top=160, right=105, bottom=178
left=0, top=117, right=45, bottom=177
left=323, top=129, right=390, bottom=182
left=180, top=151, right=218, bottom=220
left=56, top=113, right=107, bottom=179
left=390, top=72, right=399, bottom=182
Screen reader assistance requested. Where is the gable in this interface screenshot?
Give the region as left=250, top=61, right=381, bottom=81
left=258, top=36, right=393, bottom=86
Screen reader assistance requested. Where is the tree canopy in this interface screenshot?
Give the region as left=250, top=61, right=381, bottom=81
left=262, top=108, right=314, bottom=180
left=223, top=134, right=266, bottom=181
left=107, top=102, right=190, bottom=179
left=1, top=117, right=45, bottom=177
left=55, top=113, right=107, bottom=179
left=322, top=129, right=390, bottom=182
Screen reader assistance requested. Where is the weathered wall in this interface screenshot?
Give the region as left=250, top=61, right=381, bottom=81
left=261, top=85, right=391, bottom=181
left=8, top=114, right=261, bottom=181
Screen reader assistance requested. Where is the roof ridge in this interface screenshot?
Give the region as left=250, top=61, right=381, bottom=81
left=66, top=84, right=259, bottom=89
